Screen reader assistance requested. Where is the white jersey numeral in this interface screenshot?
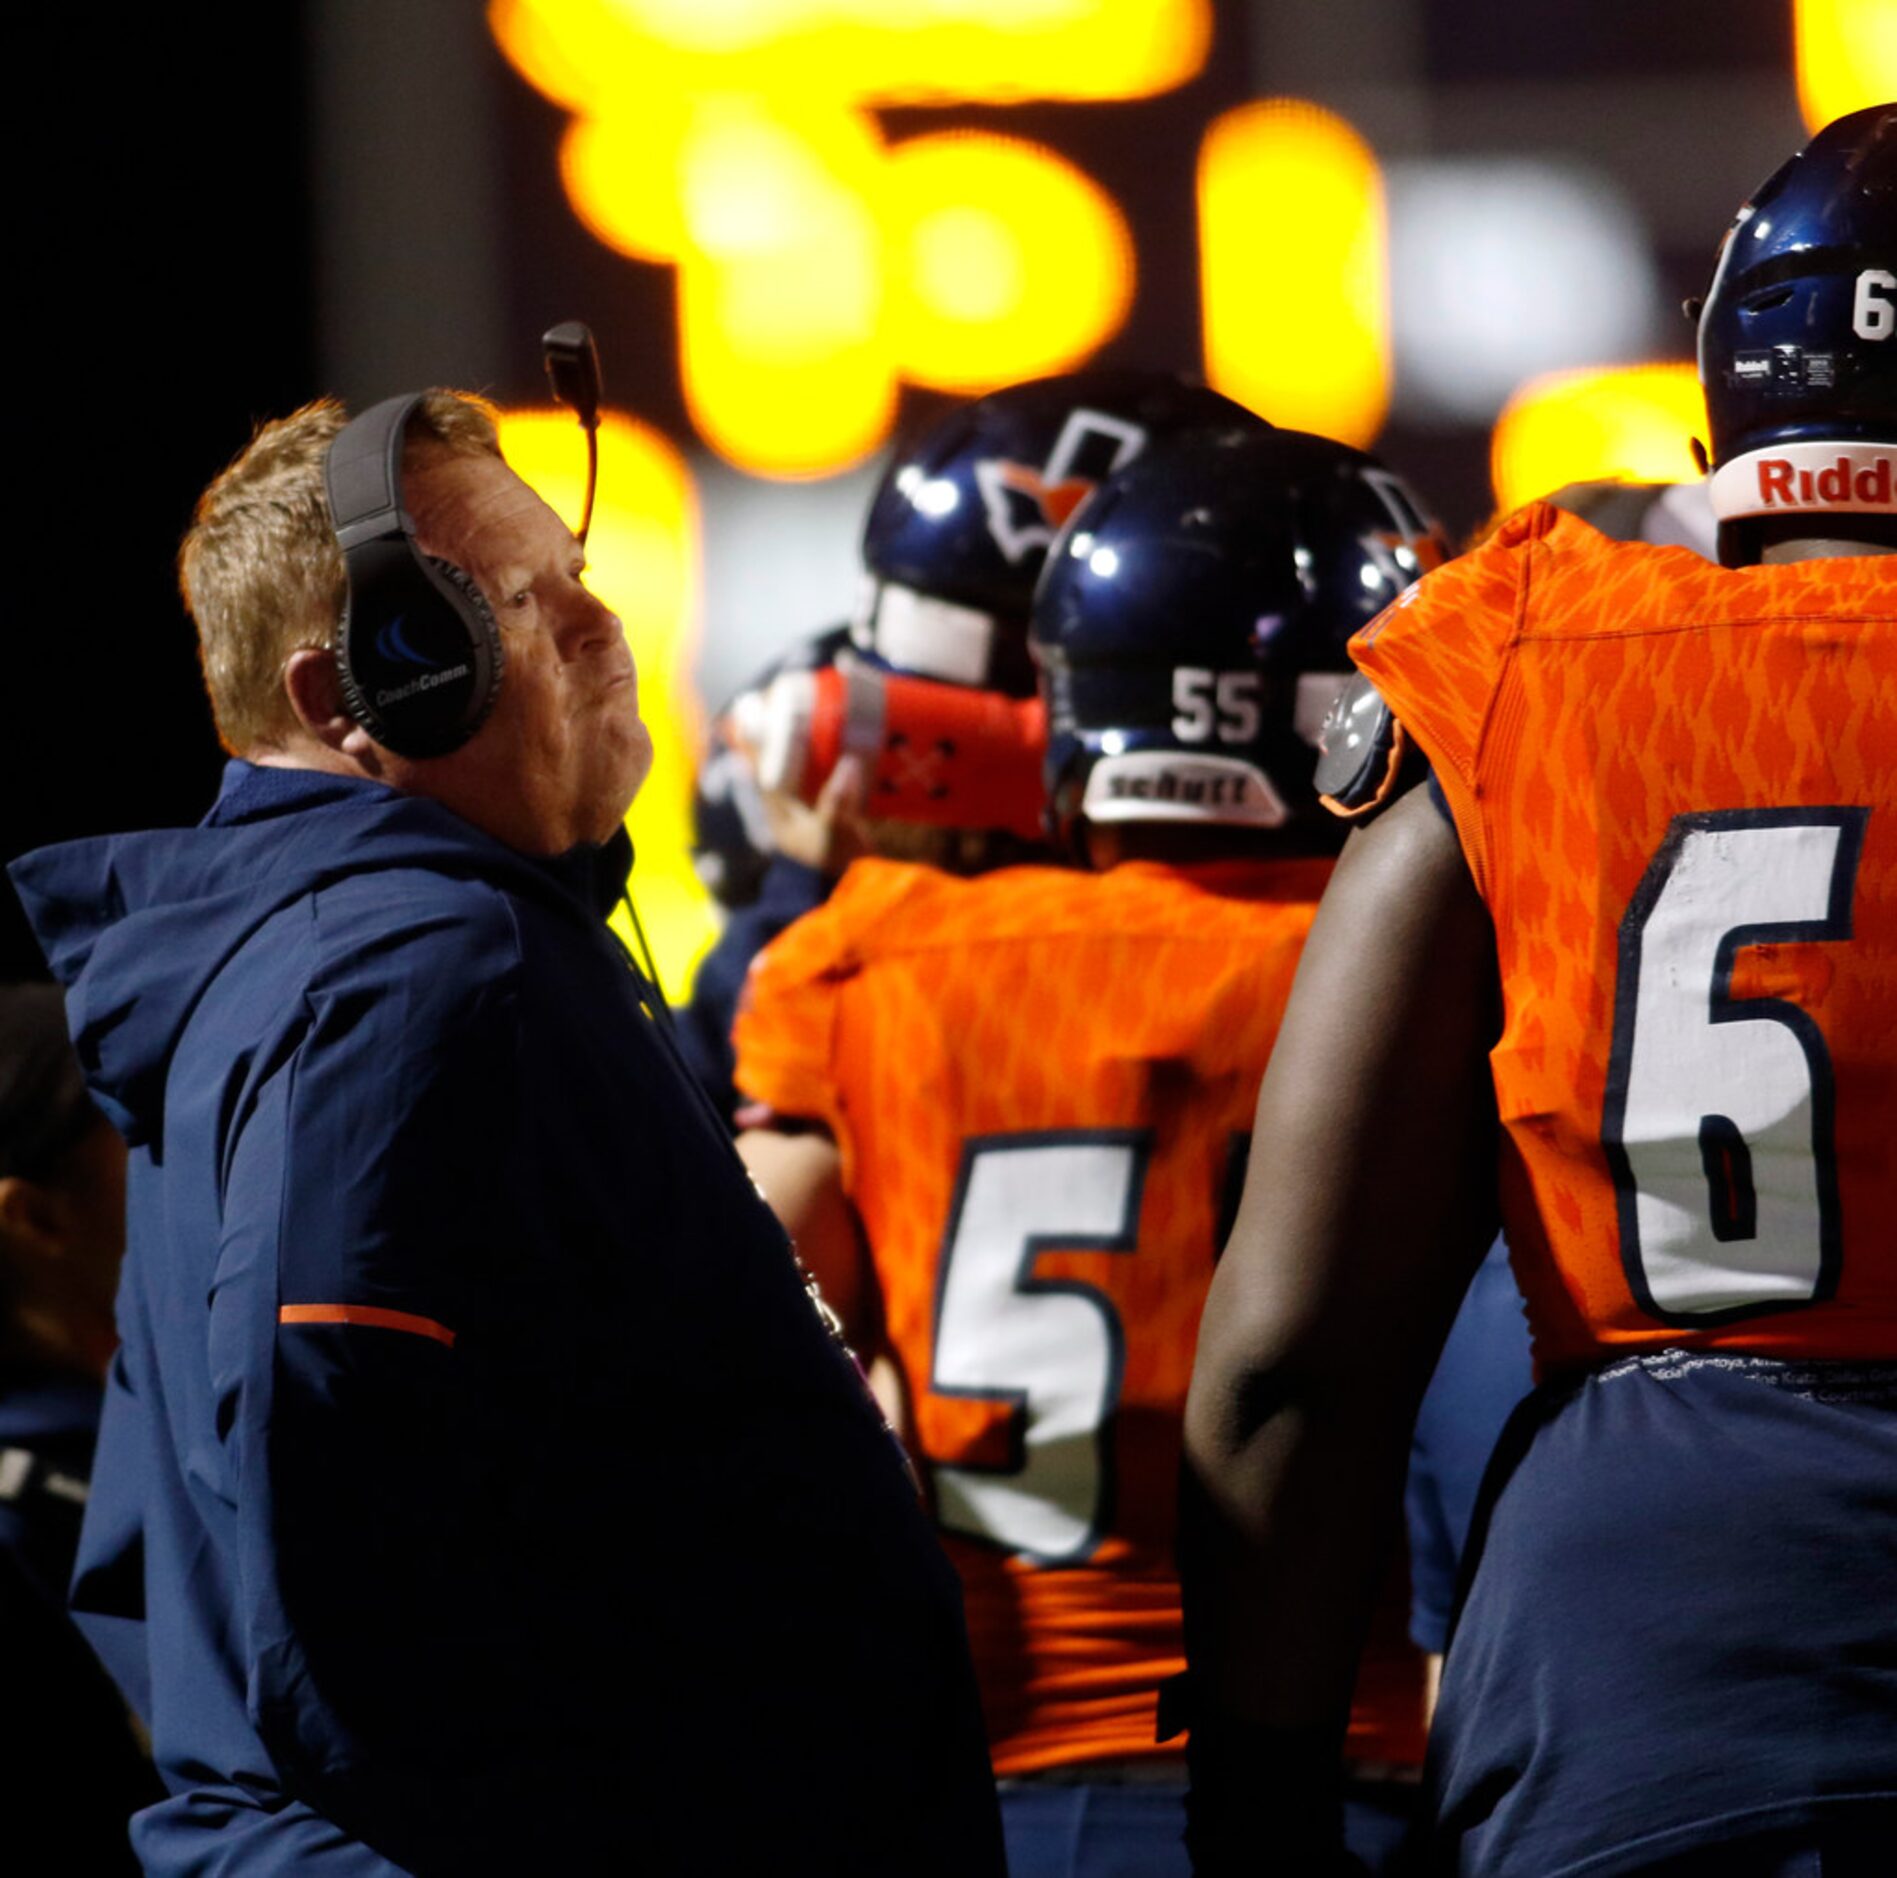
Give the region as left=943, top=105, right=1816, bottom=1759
left=1852, top=269, right=1895, bottom=341
left=929, top=1133, right=1148, bottom=1563
left=1602, top=809, right=1866, bottom=1320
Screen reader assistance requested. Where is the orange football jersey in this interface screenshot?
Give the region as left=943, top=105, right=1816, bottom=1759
left=735, top=856, right=1426, bottom=1775
left=1354, top=502, right=1897, bottom=1374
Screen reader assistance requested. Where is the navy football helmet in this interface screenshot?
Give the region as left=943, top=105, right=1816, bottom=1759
left=856, top=372, right=1267, bottom=697
left=1030, top=428, right=1447, bottom=847
left=1696, top=105, right=1895, bottom=557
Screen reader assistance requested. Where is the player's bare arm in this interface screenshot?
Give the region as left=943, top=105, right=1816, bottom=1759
left=1179, top=783, right=1499, bottom=1752
left=736, top=1126, right=916, bottom=1438
left=737, top=1125, right=875, bottom=1342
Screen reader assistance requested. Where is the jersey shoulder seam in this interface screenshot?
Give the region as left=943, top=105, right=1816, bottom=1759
left=1515, top=608, right=1897, bottom=643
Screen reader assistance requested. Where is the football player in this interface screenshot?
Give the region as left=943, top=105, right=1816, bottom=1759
left=682, top=375, right=1266, bottom=1122
left=852, top=372, right=1263, bottom=702
left=1180, top=106, right=1895, bottom=1875
left=735, top=426, right=1451, bottom=1876
left=677, top=624, right=853, bottom=1119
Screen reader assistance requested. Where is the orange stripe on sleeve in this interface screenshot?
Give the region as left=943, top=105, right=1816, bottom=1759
left=278, top=1304, right=457, bottom=1348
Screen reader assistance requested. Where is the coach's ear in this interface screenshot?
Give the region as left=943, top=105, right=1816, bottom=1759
left=283, top=648, right=378, bottom=760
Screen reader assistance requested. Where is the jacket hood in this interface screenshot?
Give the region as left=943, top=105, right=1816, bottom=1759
left=9, top=762, right=633, bottom=1145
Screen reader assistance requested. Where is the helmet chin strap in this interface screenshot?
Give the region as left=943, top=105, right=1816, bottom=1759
left=1754, top=515, right=1897, bottom=563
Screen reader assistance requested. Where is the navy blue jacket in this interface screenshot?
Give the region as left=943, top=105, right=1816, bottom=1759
left=12, top=764, right=1001, bottom=1876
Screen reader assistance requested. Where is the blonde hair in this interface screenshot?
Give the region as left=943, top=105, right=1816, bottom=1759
left=179, top=390, right=501, bottom=753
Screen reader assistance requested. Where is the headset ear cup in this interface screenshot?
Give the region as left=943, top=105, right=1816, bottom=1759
left=330, top=539, right=506, bottom=757
left=333, top=601, right=373, bottom=733
left=326, top=392, right=507, bottom=758
left=424, top=554, right=506, bottom=741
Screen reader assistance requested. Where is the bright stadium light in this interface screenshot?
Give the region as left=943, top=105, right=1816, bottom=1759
left=669, top=100, right=895, bottom=478
left=490, top=0, right=1205, bottom=478
left=1197, top=100, right=1389, bottom=447
left=679, top=244, right=896, bottom=480
left=560, top=109, right=693, bottom=264
left=496, top=408, right=721, bottom=991
left=1490, top=364, right=1708, bottom=515
left=885, top=133, right=1135, bottom=392
left=1794, top=1, right=1897, bottom=131
left=488, top=0, right=1211, bottom=112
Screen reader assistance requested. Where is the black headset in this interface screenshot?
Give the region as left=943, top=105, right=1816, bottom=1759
left=325, top=322, right=602, bottom=759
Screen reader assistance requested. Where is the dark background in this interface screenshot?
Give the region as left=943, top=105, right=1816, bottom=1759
left=9, top=12, right=315, bottom=975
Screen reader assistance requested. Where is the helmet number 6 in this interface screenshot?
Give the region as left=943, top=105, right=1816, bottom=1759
left=1852, top=269, right=1895, bottom=341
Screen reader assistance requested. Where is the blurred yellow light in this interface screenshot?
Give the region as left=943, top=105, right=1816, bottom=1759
left=488, top=0, right=605, bottom=112
left=680, top=254, right=895, bottom=478
left=912, top=207, right=1022, bottom=324
left=1794, top=1, right=1897, bottom=131
left=1198, top=101, right=1389, bottom=447
left=678, top=95, right=883, bottom=258
left=886, top=133, right=1134, bottom=392
left=1490, top=364, right=1708, bottom=515
left=560, top=109, right=694, bottom=262
left=490, top=0, right=1210, bottom=111
left=493, top=0, right=1198, bottom=476
left=677, top=115, right=894, bottom=477
left=496, top=408, right=720, bottom=993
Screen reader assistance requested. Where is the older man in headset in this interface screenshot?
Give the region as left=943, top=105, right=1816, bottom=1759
left=12, top=389, right=1001, bottom=1876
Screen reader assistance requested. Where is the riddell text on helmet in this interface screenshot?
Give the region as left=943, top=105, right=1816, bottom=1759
left=1758, top=453, right=1892, bottom=508
left=1710, top=441, right=1896, bottom=519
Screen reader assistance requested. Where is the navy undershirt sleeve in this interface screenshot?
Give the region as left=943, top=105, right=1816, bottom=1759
left=674, top=858, right=829, bottom=1123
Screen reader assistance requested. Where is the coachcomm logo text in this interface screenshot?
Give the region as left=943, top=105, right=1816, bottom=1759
left=376, top=664, right=472, bottom=708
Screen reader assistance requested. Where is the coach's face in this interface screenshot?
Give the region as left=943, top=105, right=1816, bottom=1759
left=406, top=448, right=652, bottom=854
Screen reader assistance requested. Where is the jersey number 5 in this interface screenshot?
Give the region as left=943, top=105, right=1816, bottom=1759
left=1602, top=807, right=1867, bottom=1322
left=928, top=1132, right=1150, bottom=1564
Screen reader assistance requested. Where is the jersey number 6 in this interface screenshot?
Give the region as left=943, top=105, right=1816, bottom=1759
left=1602, top=807, right=1867, bottom=1323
